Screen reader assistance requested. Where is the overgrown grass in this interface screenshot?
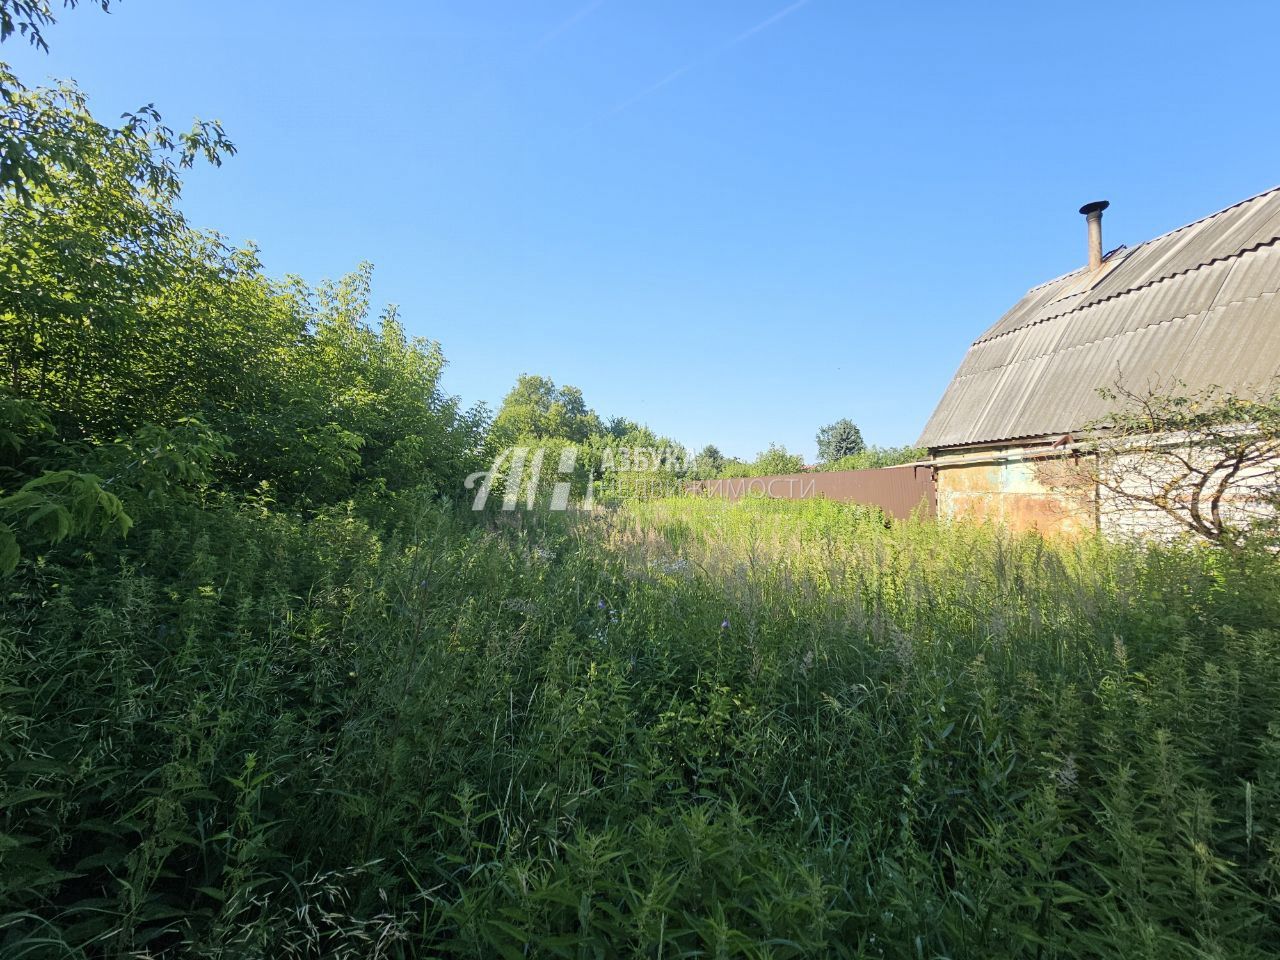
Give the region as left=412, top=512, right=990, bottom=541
left=4, top=494, right=1280, bottom=957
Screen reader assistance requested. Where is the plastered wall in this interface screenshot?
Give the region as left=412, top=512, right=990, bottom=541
left=935, top=452, right=1096, bottom=537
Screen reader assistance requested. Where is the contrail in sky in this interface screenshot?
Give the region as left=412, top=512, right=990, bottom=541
left=600, top=0, right=813, bottom=120
left=535, top=0, right=608, bottom=50
left=727, top=0, right=811, bottom=46
left=463, top=2, right=607, bottom=103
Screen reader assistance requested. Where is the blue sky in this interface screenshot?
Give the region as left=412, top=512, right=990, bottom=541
left=10, top=1, right=1280, bottom=460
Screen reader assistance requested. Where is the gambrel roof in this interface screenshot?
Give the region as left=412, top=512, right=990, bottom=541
left=919, top=186, right=1280, bottom=449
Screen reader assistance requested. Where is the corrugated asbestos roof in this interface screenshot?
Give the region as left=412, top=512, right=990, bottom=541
left=918, top=186, right=1280, bottom=449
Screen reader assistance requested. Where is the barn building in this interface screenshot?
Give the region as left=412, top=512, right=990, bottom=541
left=917, top=186, right=1280, bottom=535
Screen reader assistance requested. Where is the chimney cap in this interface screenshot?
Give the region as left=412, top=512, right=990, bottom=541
left=1078, top=200, right=1110, bottom=216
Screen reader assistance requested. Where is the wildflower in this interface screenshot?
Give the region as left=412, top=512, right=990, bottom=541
left=1053, top=754, right=1079, bottom=792
left=891, top=629, right=915, bottom=668
left=721, top=618, right=730, bottom=631
left=609, top=609, right=619, bottom=624
left=800, top=650, right=814, bottom=673
left=597, top=599, right=606, bottom=609
left=532, top=546, right=555, bottom=562
left=1112, top=635, right=1128, bottom=664
left=654, top=557, right=690, bottom=574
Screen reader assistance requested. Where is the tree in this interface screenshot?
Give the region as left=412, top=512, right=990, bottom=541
left=816, top=418, right=865, bottom=463
left=752, top=443, right=805, bottom=476
left=0, top=63, right=485, bottom=529
left=1, top=2, right=233, bottom=204
left=694, top=444, right=725, bottom=478
left=491, top=375, right=604, bottom=446
left=1047, top=381, right=1280, bottom=548
left=0, top=0, right=109, bottom=53
left=604, top=416, right=642, bottom=440
left=818, top=444, right=925, bottom=471
left=1, top=77, right=236, bottom=423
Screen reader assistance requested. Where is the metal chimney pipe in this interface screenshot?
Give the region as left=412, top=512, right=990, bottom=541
left=1078, top=200, right=1109, bottom=271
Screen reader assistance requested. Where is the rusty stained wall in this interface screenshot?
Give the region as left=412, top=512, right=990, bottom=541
left=935, top=448, right=1096, bottom=537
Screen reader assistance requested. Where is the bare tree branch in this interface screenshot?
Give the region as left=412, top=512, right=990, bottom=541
left=1044, top=379, right=1280, bottom=547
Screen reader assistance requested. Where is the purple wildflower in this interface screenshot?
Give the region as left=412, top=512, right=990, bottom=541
left=721, top=618, right=730, bottom=630
left=597, top=599, right=606, bottom=609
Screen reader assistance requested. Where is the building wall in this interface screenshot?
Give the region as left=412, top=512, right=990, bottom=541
left=1096, top=443, right=1277, bottom=541
left=935, top=436, right=1279, bottom=540
left=934, top=447, right=1096, bottom=537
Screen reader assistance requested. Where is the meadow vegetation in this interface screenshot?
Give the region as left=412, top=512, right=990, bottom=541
left=6, top=489, right=1280, bottom=957
left=5, top=6, right=1280, bottom=956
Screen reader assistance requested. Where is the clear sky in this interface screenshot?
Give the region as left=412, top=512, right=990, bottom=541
left=9, top=1, right=1280, bottom=460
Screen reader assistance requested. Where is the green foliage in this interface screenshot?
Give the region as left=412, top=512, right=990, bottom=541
left=692, top=443, right=725, bottom=479
left=0, top=0, right=109, bottom=53
left=483, top=376, right=689, bottom=508
left=699, top=437, right=921, bottom=480
left=0, top=71, right=484, bottom=516
left=6, top=494, right=1280, bottom=957
left=0, top=61, right=233, bottom=209
left=1, top=2, right=221, bottom=204
left=816, top=417, right=865, bottom=463
left=0, top=389, right=51, bottom=451
left=6, top=12, right=1280, bottom=957
left=719, top=442, right=805, bottom=477
left=818, top=443, right=926, bottom=471
left=491, top=375, right=603, bottom=447
left=0, top=468, right=129, bottom=571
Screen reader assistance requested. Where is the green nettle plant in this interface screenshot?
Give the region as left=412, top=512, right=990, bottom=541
left=7, top=487, right=1280, bottom=958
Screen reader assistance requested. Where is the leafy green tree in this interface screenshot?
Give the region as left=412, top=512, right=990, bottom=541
left=263, top=266, right=486, bottom=505
left=694, top=444, right=725, bottom=478
left=751, top=443, right=805, bottom=476
left=0, top=1, right=232, bottom=203
left=819, top=444, right=926, bottom=471
left=491, top=375, right=604, bottom=446
left=606, top=415, right=643, bottom=439
left=1, top=64, right=233, bottom=206
left=718, top=457, right=751, bottom=478
left=816, top=418, right=865, bottom=463
left=0, top=67, right=484, bottom=546
left=0, top=0, right=109, bottom=52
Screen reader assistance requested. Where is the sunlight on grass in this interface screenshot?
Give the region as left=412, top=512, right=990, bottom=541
left=6, top=494, right=1280, bottom=956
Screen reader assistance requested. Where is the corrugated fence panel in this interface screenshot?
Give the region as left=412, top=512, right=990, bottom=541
left=689, top=465, right=935, bottom=519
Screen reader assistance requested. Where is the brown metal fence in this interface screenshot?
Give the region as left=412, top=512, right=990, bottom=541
left=688, top=464, right=936, bottom=520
